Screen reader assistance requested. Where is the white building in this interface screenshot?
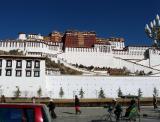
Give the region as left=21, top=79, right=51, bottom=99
left=0, top=33, right=159, bottom=98
left=0, top=55, right=159, bottom=98
left=0, top=55, right=46, bottom=97
left=0, top=32, right=159, bottom=76
left=0, top=33, right=160, bottom=75
left=18, top=33, right=43, bottom=41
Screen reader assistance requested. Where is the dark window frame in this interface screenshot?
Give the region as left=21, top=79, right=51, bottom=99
left=34, top=71, right=40, bottom=77
left=16, top=60, right=22, bottom=68
left=6, top=60, right=12, bottom=67
left=0, top=69, right=1, bottom=76
left=16, top=70, right=22, bottom=77
left=26, top=70, right=32, bottom=77
left=34, top=60, right=40, bottom=68
left=6, top=69, right=12, bottom=76
left=0, top=59, right=2, bottom=67
left=26, top=60, right=32, bottom=68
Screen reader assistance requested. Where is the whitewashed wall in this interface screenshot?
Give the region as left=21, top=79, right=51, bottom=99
left=59, top=51, right=157, bottom=74
left=0, top=60, right=46, bottom=97
left=46, top=76, right=160, bottom=99
left=0, top=74, right=160, bottom=98
left=0, top=76, right=47, bottom=97
left=149, top=49, right=160, bottom=69
left=58, top=51, right=114, bottom=67
left=113, top=58, right=158, bottom=73
left=0, top=41, right=159, bottom=73
left=0, top=41, right=61, bottom=56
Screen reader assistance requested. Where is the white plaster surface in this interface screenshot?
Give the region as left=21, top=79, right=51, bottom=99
left=46, top=75, right=160, bottom=99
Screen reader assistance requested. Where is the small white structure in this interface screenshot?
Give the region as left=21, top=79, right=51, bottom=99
left=18, top=33, right=26, bottom=40
left=28, top=34, right=43, bottom=40
left=18, top=33, right=44, bottom=41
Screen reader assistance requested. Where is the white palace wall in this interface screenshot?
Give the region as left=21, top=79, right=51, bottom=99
left=25, top=42, right=61, bottom=55
left=0, top=40, right=159, bottom=74
left=1, top=75, right=160, bottom=98
left=113, top=52, right=145, bottom=60
left=149, top=49, right=160, bottom=69
left=0, top=41, right=24, bottom=51
left=46, top=75, right=160, bottom=98
left=58, top=48, right=156, bottom=74
left=0, top=58, right=47, bottom=97
left=58, top=48, right=114, bottom=67
left=0, top=41, right=62, bottom=56
left=0, top=75, right=47, bottom=97
left=112, top=58, right=155, bottom=73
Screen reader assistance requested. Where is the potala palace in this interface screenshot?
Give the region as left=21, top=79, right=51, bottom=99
left=1, top=31, right=160, bottom=75
left=0, top=21, right=160, bottom=98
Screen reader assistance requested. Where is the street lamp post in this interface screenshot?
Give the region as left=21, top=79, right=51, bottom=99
left=73, top=91, right=75, bottom=99
left=95, top=89, right=97, bottom=98
left=49, top=91, right=52, bottom=98
left=145, top=14, right=160, bottom=48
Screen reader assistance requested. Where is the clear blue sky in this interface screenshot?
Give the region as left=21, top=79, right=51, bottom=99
left=0, top=0, right=159, bottom=46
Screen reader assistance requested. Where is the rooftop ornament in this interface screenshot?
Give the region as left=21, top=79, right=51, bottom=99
left=145, top=14, right=160, bottom=48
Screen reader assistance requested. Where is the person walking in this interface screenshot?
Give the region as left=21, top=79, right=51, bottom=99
left=114, top=102, right=122, bottom=121
left=124, top=99, right=136, bottom=118
left=31, top=96, right=36, bottom=103
left=75, top=95, right=82, bottom=114
left=47, top=99, right=57, bottom=119
left=153, top=95, right=158, bottom=109
left=1, top=95, right=6, bottom=103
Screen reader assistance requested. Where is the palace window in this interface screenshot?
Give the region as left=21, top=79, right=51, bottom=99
left=26, top=60, right=32, bottom=68
left=34, top=71, right=40, bottom=77
left=6, top=60, right=12, bottom=67
left=34, top=60, right=40, bottom=68
left=26, top=70, right=32, bottom=77
left=16, top=60, right=22, bottom=68
left=0, top=59, right=2, bottom=67
left=6, top=69, right=12, bottom=76
left=16, top=70, right=22, bottom=77
left=0, top=69, right=1, bottom=76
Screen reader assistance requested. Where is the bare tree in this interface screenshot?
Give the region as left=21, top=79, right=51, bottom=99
left=79, top=87, right=85, bottom=98
left=153, top=87, right=158, bottom=96
left=37, top=87, right=42, bottom=98
left=117, top=87, right=123, bottom=97
left=138, top=88, right=143, bottom=97
left=59, top=87, right=64, bottom=98
left=13, top=86, right=21, bottom=98
left=98, top=88, right=105, bottom=98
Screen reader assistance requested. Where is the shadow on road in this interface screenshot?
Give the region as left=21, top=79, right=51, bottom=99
left=62, top=112, right=75, bottom=114
left=91, top=120, right=110, bottom=122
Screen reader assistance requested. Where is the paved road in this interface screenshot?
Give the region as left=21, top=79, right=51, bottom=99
left=53, top=107, right=160, bottom=122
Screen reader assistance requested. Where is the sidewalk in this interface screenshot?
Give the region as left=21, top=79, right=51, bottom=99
left=53, top=107, right=160, bottom=122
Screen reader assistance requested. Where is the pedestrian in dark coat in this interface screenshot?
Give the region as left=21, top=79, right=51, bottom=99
left=114, top=102, right=122, bottom=121
left=1, top=95, right=6, bottom=103
left=75, top=95, right=82, bottom=114
left=153, top=95, right=158, bottom=109
left=124, top=99, right=136, bottom=117
left=47, top=99, right=57, bottom=119
left=31, top=96, right=36, bottom=103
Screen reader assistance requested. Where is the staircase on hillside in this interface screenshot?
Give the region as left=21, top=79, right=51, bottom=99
left=58, top=58, right=108, bottom=76
left=114, top=56, right=160, bottom=76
